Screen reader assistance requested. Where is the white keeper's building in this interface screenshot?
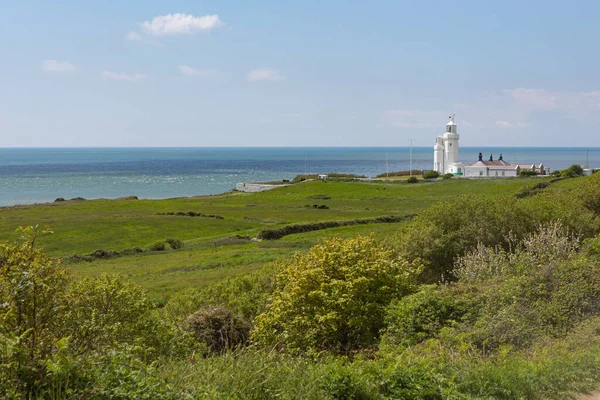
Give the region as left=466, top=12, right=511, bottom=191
left=433, top=115, right=545, bottom=177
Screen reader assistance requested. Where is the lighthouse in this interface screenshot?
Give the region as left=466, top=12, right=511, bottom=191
left=433, top=114, right=461, bottom=174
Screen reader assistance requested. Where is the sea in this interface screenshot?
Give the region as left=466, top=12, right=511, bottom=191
left=0, top=147, right=597, bottom=207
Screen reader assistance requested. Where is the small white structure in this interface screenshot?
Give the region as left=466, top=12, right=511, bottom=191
left=318, top=174, right=328, bottom=181
left=462, top=153, right=546, bottom=177
left=464, top=153, right=520, bottom=177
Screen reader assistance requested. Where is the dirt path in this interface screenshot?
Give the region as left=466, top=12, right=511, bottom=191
left=577, top=392, right=600, bottom=400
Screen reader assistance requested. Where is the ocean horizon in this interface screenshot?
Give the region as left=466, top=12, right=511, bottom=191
left=0, top=146, right=597, bottom=207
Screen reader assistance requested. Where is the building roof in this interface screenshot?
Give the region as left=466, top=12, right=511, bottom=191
left=487, top=165, right=519, bottom=170
left=516, top=164, right=544, bottom=169
left=470, top=160, right=513, bottom=167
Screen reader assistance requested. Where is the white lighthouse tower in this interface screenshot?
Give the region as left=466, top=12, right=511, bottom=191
left=433, top=114, right=463, bottom=174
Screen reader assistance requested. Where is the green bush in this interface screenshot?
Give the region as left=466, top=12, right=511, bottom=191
left=0, top=227, right=69, bottom=397
left=514, top=181, right=551, bottom=198
left=561, top=164, right=584, bottom=177
left=375, top=170, right=422, bottom=178
left=407, top=176, right=419, bottom=183
left=165, top=237, right=184, bottom=250
left=519, top=169, right=538, bottom=176
left=397, top=187, right=599, bottom=283
left=147, top=240, right=166, bottom=251
left=382, top=285, right=475, bottom=347
left=423, top=170, right=440, bottom=179
left=442, top=173, right=453, bottom=179
left=0, top=228, right=189, bottom=398
left=550, top=169, right=561, bottom=176
left=253, top=235, right=420, bottom=354
left=398, top=195, right=535, bottom=282
left=162, top=264, right=277, bottom=323
left=452, top=223, right=600, bottom=350
left=60, top=274, right=186, bottom=358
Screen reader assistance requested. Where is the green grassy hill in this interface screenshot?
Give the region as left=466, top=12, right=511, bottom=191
left=0, top=177, right=545, bottom=300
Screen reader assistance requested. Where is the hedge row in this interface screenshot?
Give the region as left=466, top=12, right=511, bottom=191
left=256, top=214, right=415, bottom=240
left=157, top=211, right=225, bottom=219
left=514, top=181, right=553, bottom=199
left=62, top=237, right=185, bottom=263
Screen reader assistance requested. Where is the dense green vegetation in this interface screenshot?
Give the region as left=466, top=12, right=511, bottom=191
left=2, top=173, right=600, bottom=398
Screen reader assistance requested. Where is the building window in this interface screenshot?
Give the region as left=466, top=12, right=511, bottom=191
left=502, top=171, right=505, bottom=176
left=449, top=143, right=452, bottom=146
left=446, top=126, right=451, bottom=133
left=479, top=171, right=483, bottom=176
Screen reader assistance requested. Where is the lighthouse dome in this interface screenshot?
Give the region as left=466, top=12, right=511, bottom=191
left=443, top=114, right=458, bottom=137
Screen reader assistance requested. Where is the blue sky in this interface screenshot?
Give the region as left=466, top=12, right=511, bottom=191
left=1, top=0, right=599, bottom=147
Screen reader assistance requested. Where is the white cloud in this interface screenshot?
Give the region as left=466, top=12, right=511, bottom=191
left=100, top=71, right=146, bottom=82
left=178, top=65, right=216, bottom=77
left=140, top=13, right=224, bottom=36
left=247, top=67, right=284, bottom=82
left=505, top=88, right=600, bottom=111
left=496, top=120, right=513, bottom=128
left=504, top=88, right=558, bottom=110
left=495, top=120, right=532, bottom=128
left=42, top=60, right=76, bottom=72
left=127, top=31, right=142, bottom=41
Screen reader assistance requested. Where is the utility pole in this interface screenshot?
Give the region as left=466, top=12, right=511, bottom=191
left=409, top=139, right=413, bottom=178
left=304, top=154, right=307, bottom=179
left=386, top=152, right=389, bottom=178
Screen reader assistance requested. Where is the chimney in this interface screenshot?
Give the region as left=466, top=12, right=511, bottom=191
left=478, top=152, right=483, bottom=161
left=499, top=154, right=503, bottom=161
left=489, top=154, right=493, bottom=162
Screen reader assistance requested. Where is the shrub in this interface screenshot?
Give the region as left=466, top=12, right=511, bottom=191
left=423, top=170, right=440, bottom=179
left=253, top=235, right=421, bottom=354
left=397, top=189, right=598, bottom=283
left=382, top=285, right=475, bottom=347
left=60, top=274, right=186, bottom=358
left=89, top=249, right=119, bottom=259
left=120, top=247, right=144, bottom=256
left=162, top=264, right=278, bottom=323
left=442, top=173, right=453, bottom=179
left=519, top=169, right=538, bottom=176
left=165, top=237, right=184, bottom=250
left=398, top=195, right=535, bottom=282
left=453, top=223, right=600, bottom=350
left=515, top=181, right=551, bottom=198
left=184, top=306, right=251, bottom=353
left=407, top=176, right=419, bottom=183
left=550, top=170, right=561, bottom=176
left=0, top=227, right=69, bottom=397
left=147, top=241, right=166, bottom=251
left=375, top=170, right=422, bottom=178
left=561, top=164, right=584, bottom=177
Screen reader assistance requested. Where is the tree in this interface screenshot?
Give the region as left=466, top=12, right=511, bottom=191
left=561, top=164, right=584, bottom=177
left=423, top=171, right=440, bottom=179
left=253, top=236, right=420, bottom=355
left=0, top=226, right=69, bottom=396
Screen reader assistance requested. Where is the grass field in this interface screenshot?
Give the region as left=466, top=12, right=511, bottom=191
left=0, top=177, right=547, bottom=301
